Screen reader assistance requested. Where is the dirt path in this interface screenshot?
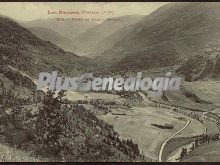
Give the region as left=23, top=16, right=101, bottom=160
left=138, top=92, right=191, bottom=162
left=138, top=92, right=210, bottom=162
left=158, top=119, right=190, bottom=162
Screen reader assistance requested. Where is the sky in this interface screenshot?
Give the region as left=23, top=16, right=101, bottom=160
left=0, top=2, right=168, bottom=22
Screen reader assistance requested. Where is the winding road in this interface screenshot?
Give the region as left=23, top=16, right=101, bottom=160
left=158, top=118, right=191, bottom=162
left=138, top=92, right=193, bottom=162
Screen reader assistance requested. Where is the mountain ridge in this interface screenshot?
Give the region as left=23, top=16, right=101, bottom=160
left=95, top=2, right=220, bottom=79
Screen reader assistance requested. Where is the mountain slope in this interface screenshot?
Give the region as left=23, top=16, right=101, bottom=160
left=0, top=16, right=147, bottom=162
left=97, top=3, right=220, bottom=78
left=0, top=62, right=146, bottom=162
left=73, top=15, right=144, bottom=56
left=21, top=18, right=97, bottom=54
left=0, top=16, right=94, bottom=77
left=27, top=26, right=77, bottom=53
left=21, top=18, right=96, bottom=41
left=92, top=24, right=135, bottom=56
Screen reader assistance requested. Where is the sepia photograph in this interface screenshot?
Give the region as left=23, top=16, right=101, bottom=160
left=0, top=1, right=219, bottom=162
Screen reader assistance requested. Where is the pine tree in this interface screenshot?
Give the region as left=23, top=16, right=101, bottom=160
left=36, top=90, right=68, bottom=156
left=195, top=138, right=199, bottom=148
left=180, top=148, right=186, bottom=159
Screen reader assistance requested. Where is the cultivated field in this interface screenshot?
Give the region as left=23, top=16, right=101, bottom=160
left=175, top=117, right=205, bottom=138
left=98, top=106, right=186, bottom=161
left=63, top=80, right=220, bottom=162
left=75, top=90, right=210, bottom=161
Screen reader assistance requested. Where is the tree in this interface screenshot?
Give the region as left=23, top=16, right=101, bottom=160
left=0, top=81, right=5, bottom=96
left=35, top=90, right=68, bottom=156
left=180, top=148, right=187, bottom=159
left=195, top=138, right=199, bottom=148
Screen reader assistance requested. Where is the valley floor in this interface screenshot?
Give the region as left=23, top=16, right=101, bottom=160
left=97, top=98, right=207, bottom=161
left=93, top=80, right=220, bottom=162
left=98, top=106, right=186, bottom=161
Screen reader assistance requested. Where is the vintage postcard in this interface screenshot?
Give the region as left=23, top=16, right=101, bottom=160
left=0, top=2, right=219, bottom=162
